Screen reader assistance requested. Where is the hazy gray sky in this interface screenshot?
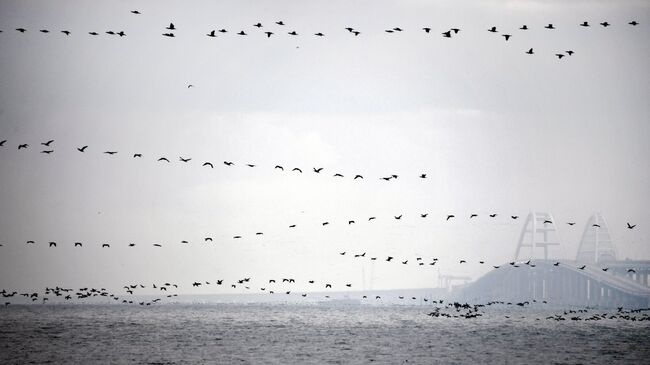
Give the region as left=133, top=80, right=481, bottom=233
left=0, top=0, right=648, bottom=294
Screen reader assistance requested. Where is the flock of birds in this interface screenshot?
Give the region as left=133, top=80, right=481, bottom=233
left=3, top=281, right=650, bottom=324
left=0, top=10, right=643, bottom=60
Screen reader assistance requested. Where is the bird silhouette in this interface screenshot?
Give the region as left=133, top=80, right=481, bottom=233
left=511, top=216, right=519, bottom=219
left=333, top=173, right=344, bottom=177
left=419, top=174, right=427, bottom=178
left=129, top=243, right=136, bottom=247
left=131, top=10, right=140, bottom=14
left=26, top=240, right=35, bottom=244
left=41, top=140, right=54, bottom=146
left=368, top=217, right=376, bottom=221
left=233, top=236, right=242, bottom=239
left=179, top=157, right=191, bottom=162
left=567, top=222, right=576, bottom=226
left=592, top=224, right=601, bottom=228
left=18, top=144, right=28, bottom=149
left=102, top=244, right=110, bottom=248
left=566, top=50, right=574, bottom=56
left=600, top=22, right=610, bottom=27
left=264, top=31, right=273, bottom=38
left=166, top=23, right=175, bottom=30
left=292, top=167, right=302, bottom=173
left=62, top=30, right=71, bottom=35
left=580, top=21, right=590, bottom=27
left=253, top=23, right=263, bottom=28
left=202, top=162, right=213, bottom=168
left=442, top=31, right=451, bottom=38
left=157, top=157, right=169, bottom=162
left=554, top=262, right=560, bottom=266
left=89, top=32, right=99, bottom=35
left=40, top=29, right=50, bottom=33
left=555, top=54, right=565, bottom=59
left=423, top=27, right=431, bottom=33
left=446, top=215, right=455, bottom=221
left=489, top=214, right=497, bottom=218
left=104, top=151, right=117, bottom=155
left=543, top=220, right=553, bottom=224
left=502, top=34, right=511, bottom=41
left=322, top=222, right=329, bottom=226
left=238, top=31, right=247, bottom=35
left=276, top=21, right=285, bottom=26
left=207, top=30, right=216, bottom=37
left=545, top=24, right=556, bottom=29
left=627, top=223, right=636, bottom=229
left=74, top=242, right=82, bottom=247
left=628, top=269, right=636, bottom=273
left=421, top=214, right=428, bottom=218
left=394, top=215, right=402, bottom=220
left=16, top=28, right=26, bottom=33
left=289, top=224, right=296, bottom=228
left=107, top=31, right=115, bottom=35
left=629, top=21, right=639, bottom=26
left=223, top=161, right=234, bottom=166
left=460, top=260, right=466, bottom=264
left=402, top=260, right=408, bottom=265
left=526, top=48, right=534, bottom=54
left=49, top=242, right=56, bottom=247
left=288, top=31, right=298, bottom=35
left=274, top=165, right=284, bottom=171
left=41, top=150, right=53, bottom=154
left=352, top=31, right=360, bottom=36
left=0, top=140, right=6, bottom=146
left=386, top=256, right=394, bottom=262
left=348, top=220, right=355, bottom=225
left=488, top=26, right=498, bottom=33
left=354, top=175, right=363, bottom=179
left=77, top=146, right=88, bottom=152
left=520, top=25, right=528, bottom=30
left=162, top=33, right=174, bottom=37
left=246, top=164, right=255, bottom=167
left=133, top=153, right=142, bottom=158
left=451, top=28, right=460, bottom=34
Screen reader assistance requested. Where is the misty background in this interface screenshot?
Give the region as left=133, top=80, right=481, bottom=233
left=0, top=0, right=648, bottom=294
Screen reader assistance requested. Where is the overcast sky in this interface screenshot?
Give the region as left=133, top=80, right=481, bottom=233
left=0, top=0, right=648, bottom=294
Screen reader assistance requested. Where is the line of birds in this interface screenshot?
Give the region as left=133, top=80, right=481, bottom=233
left=1, top=16, right=641, bottom=59
left=0, top=138, right=434, bottom=182
left=0, top=213, right=636, bottom=249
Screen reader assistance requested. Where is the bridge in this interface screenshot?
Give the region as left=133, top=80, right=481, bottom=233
left=459, top=212, right=650, bottom=308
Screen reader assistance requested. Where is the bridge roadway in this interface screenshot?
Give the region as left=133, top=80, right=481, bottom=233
left=459, top=259, right=650, bottom=308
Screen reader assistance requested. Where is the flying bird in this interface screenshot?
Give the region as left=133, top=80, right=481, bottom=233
left=162, top=33, right=175, bottom=37
left=488, top=26, right=498, bottom=33
left=61, top=30, right=71, bottom=35
left=354, top=175, right=363, bottom=179
left=421, top=214, right=428, bottom=218
left=102, top=244, right=110, bottom=248
left=545, top=24, right=555, bottom=29
left=368, top=217, right=376, bottom=221
left=442, top=31, right=451, bottom=38
left=288, top=31, right=298, bottom=35
left=223, top=161, right=234, bottom=166
left=629, top=21, right=639, bottom=26
left=627, top=223, right=636, bottom=229
left=394, top=215, right=402, bottom=220
left=600, top=22, right=610, bottom=27
left=276, top=21, right=285, bottom=25
left=275, top=165, right=284, bottom=170
left=206, top=30, right=217, bottom=37
left=543, top=220, right=553, bottom=224
left=89, top=32, right=99, bottom=35
left=446, top=215, right=455, bottom=221
left=104, top=151, right=117, bottom=155
left=520, top=25, right=528, bottom=30
left=580, top=21, right=590, bottom=27
left=555, top=54, right=565, bottom=59
left=567, top=222, right=576, bottom=226
left=166, top=23, right=175, bottom=30
left=511, top=216, right=519, bottom=219
left=158, top=157, right=170, bottom=162
left=0, top=140, right=6, bottom=146
left=41, top=150, right=53, bottom=154
left=292, top=167, right=302, bottom=173
left=77, top=146, right=88, bottom=152
left=253, top=23, right=262, bottom=28
left=502, top=34, right=511, bottom=41
left=131, top=10, right=140, bottom=14
left=322, top=222, right=329, bottom=226
left=423, top=27, right=431, bottom=33
left=133, top=153, right=142, bottom=158
left=265, top=32, right=273, bottom=38
left=74, top=242, right=82, bottom=247
left=526, top=48, right=534, bottom=54
left=49, top=242, right=56, bottom=247
left=333, top=173, right=344, bottom=177
left=18, top=144, right=29, bottom=149
left=419, top=174, right=427, bottom=178
left=238, top=31, right=247, bottom=35
left=203, top=162, right=213, bottom=168
left=16, top=28, right=26, bottom=33
left=179, top=157, right=191, bottom=162
left=566, top=50, right=574, bottom=56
